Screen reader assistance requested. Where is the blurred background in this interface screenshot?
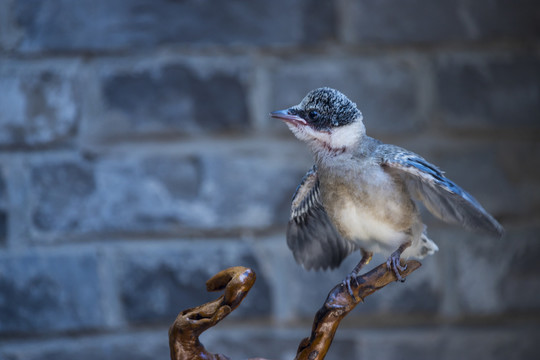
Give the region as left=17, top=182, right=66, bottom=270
left=0, top=0, right=539, bottom=359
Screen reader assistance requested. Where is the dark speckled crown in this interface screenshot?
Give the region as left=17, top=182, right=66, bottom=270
left=291, top=87, right=362, bottom=131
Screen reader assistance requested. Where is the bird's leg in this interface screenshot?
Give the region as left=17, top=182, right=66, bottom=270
left=386, top=241, right=412, bottom=282
left=344, top=250, right=373, bottom=299
left=351, top=250, right=373, bottom=276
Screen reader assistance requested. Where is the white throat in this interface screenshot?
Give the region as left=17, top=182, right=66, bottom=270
left=288, top=119, right=365, bottom=158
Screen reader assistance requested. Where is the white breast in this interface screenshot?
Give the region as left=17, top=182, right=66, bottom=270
left=318, top=150, right=417, bottom=256
left=338, top=200, right=408, bottom=255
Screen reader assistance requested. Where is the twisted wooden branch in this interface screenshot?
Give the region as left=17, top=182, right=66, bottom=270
left=169, top=260, right=421, bottom=360
left=295, top=260, right=421, bottom=360
left=168, top=266, right=257, bottom=360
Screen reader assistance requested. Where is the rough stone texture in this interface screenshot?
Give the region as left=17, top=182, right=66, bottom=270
left=268, top=56, right=424, bottom=135
left=0, top=211, right=7, bottom=246
left=500, top=230, right=540, bottom=313
left=302, top=0, right=338, bottom=45
left=343, top=0, right=540, bottom=44
left=30, top=160, right=96, bottom=232
left=29, top=147, right=305, bottom=237
left=96, top=63, right=250, bottom=140
left=116, top=241, right=271, bottom=324
left=0, top=331, right=169, bottom=360
left=436, top=53, right=540, bottom=130
left=0, top=250, right=104, bottom=335
left=11, top=0, right=339, bottom=52
left=0, top=0, right=19, bottom=50
left=0, top=167, right=7, bottom=245
left=1, top=1, right=538, bottom=359
left=448, top=226, right=540, bottom=315
left=0, top=66, right=79, bottom=147
left=359, top=328, right=540, bottom=360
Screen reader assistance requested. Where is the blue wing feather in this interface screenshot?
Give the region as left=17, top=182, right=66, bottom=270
left=377, top=145, right=504, bottom=237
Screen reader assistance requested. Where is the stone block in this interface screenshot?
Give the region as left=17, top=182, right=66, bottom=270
left=359, top=329, right=444, bottom=360
left=28, top=145, right=307, bottom=237
left=436, top=226, right=540, bottom=315
left=268, top=56, right=424, bottom=136
left=435, top=53, right=540, bottom=130
left=31, top=160, right=96, bottom=232
left=116, top=241, right=271, bottom=325
left=359, top=328, right=540, bottom=360
left=459, top=0, right=540, bottom=41
left=500, top=229, right=540, bottom=312
left=0, top=65, right=79, bottom=147
left=96, top=63, right=249, bottom=140
left=197, top=150, right=305, bottom=229
left=0, top=330, right=169, bottom=360
left=0, top=167, right=6, bottom=208
left=0, top=211, right=7, bottom=247
left=0, top=0, right=21, bottom=50
left=443, top=328, right=540, bottom=360
left=342, top=0, right=540, bottom=44
left=0, top=167, right=6, bottom=246
left=0, top=250, right=104, bottom=335
left=12, top=0, right=337, bottom=52
left=302, top=0, right=338, bottom=44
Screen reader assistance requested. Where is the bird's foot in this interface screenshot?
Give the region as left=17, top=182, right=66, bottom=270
left=343, top=251, right=373, bottom=301
left=386, top=241, right=411, bottom=282
left=343, top=272, right=361, bottom=301
left=386, top=251, right=407, bottom=283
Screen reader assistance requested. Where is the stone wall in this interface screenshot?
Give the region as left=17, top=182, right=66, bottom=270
left=1, top=1, right=539, bottom=359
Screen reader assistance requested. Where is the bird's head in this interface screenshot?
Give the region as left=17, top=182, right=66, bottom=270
left=271, top=87, right=365, bottom=154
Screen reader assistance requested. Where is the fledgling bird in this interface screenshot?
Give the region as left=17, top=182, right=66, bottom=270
left=271, top=87, right=503, bottom=282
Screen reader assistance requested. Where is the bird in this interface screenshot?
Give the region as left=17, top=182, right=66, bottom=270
left=270, top=87, right=503, bottom=283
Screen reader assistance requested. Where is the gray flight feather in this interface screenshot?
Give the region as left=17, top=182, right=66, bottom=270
left=287, top=165, right=359, bottom=270
left=375, top=144, right=504, bottom=237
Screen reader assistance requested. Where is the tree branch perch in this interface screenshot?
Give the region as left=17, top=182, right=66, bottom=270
left=168, top=260, right=421, bottom=360
left=295, top=260, right=421, bottom=360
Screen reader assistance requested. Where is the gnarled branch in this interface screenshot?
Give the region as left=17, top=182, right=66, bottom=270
left=168, top=266, right=257, bottom=360
left=169, top=260, right=421, bottom=360
left=295, top=260, right=421, bottom=360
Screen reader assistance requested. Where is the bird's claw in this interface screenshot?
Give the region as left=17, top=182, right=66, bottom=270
left=343, top=272, right=360, bottom=301
left=386, top=254, right=407, bottom=282
left=343, top=251, right=373, bottom=300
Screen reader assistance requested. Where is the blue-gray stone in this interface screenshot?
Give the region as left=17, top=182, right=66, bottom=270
left=99, top=64, right=249, bottom=138
left=436, top=54, right=540, bottom=129
left=29, top=150, right=303, bottom=237
left=0, top=250, right=104, bottom=335
left=0, top=70, right=79, bottom=147
left=0, top=331, right=169, bottom=360
left=343, top=0, right=540, bottom=44
left=13, top=0, right=327, bottom=52
left=117, top=242, right=271, bottom=324
left=31, top=161, right=96, bottom=232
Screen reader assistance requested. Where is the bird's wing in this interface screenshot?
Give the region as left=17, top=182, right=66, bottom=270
left=287, top=165, right=358, bottom=270
left=376, top=144, right=503, bottom=237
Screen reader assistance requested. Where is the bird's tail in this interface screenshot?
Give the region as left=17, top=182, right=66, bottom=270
left=404, top=227, right=439, bottom=259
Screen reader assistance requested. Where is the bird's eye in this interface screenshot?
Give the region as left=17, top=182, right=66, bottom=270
left=308, top=110, right=319, bottom=120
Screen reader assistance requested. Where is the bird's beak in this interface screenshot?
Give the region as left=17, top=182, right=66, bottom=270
left=270, top=109, right=307, bottom=127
